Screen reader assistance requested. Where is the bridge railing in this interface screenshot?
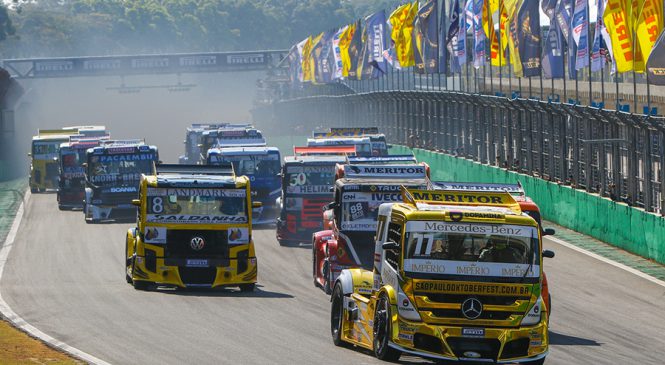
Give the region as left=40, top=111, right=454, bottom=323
left=262, top=91, right=665, bottom=215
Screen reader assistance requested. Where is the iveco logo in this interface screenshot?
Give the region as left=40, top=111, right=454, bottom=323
left=190, top=236, right=205, bottom=251
left=461, top=298, right=483, bottom=320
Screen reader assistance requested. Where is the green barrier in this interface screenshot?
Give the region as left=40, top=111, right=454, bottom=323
left=393, top=146, right=665, bottom=265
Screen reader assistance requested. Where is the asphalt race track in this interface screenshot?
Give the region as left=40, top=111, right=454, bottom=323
left=2, top=194, right=665, bottom=364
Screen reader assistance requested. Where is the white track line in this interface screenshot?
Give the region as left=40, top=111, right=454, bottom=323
left=0, top=191, right=113, bottom=365
left=547, top=235, right=665, bottom=289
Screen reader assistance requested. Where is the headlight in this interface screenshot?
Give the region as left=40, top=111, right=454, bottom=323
left=397, top=289, right=422, bottom=322
left=521, top=296, right=544, bottom=326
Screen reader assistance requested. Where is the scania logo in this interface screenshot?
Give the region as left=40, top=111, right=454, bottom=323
left=461, top=297, right=483, bottom=320
left=190, top=236, right=205, bottom=251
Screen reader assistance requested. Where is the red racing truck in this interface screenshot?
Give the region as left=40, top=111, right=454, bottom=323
left=312, top=163, right=430, bottom=293
left=57, top=136, right=109, bottom=210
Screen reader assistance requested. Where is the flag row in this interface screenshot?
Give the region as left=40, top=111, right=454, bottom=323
left=286, top=0, right=665, bottom=84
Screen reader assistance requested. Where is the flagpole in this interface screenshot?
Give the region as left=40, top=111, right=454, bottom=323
left=587, top=2, right=592, bottom=107
left=498, top=0, right=503, bottom=95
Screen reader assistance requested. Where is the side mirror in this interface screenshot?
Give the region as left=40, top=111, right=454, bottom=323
left=27, top=153, right=32, bottom=157
left=542, top=249, right=555, bottom=259
left=82, top=163, right=88, bottom=168
left=329, top=186, right=335, bottom=192
left=382, top=241, right=400, bottom=250
left=543, top=228, right=556, bottom=236
left=131, top=199, right=141, bottom=207
left=252, top=201, right=263, bottom=208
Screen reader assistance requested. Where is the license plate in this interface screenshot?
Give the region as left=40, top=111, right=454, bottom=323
left=462, top=328, right=485, bottom=337
left=186, top=259, right=208, bottom=267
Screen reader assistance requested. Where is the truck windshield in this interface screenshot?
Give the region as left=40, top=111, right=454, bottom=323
left=209, top=153, right=280, bottom=177
left=60, top=149, right=86, bottom=176
left=285, top=165, right=334, bottom=195
left=404, top=221, right=539, bottom=278
left=146, top=188, right=248, bottom=224
left=341, top=191, right=401, bottom=231
left=32, top=141, right=62, bottom=158
left=88, top=153, right=156, bottom=185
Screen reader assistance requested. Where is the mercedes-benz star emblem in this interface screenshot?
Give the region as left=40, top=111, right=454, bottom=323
left=190, top=236, right=205, bottom=251
left=461, top=298, right=483, bottom=320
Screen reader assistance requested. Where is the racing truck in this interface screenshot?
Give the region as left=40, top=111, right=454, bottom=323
left=335, top=155, right=420, bottom=180
left=178, top=123, right=226, bottom=164
left=57, top=136, right=109, bottom=210
left=29, top=128, right=81, bottom=192
left=125, top=163, right=259, bottom=291
left=431, top=181, right=556, bottom=315
left=330, top=187, right=554, bottom=363
left=313, top=163, right=431, bottom=294
left=198, top=125, right=266, bottom=162
left=84, top=140, right=159, bottom=223
left=275, top=152, right=347, bottom=245
left=313, top=127, right=390, bottom=156
left=307, top=136, right=373, bottom=157
left=207, top=146, right=281, bottom=224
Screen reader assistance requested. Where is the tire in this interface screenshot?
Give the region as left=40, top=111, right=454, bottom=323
left=373, top=294, right=401, bottom=362
left=323, top=262, right=332, bottom=295
left=330, top=283, right=347, bottom=347
left=125, top=239, right=133, bottom=284
left=133, top=280, right=151, bottom=291
left=312, top=244, right=318, bottom=287
left=239, top=283, right=255, bottom=292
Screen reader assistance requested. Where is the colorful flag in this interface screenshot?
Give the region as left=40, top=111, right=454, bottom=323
left=414, top=0, right=439, bottom=74
left=306, top=32, right=324, bottom=83
left=458, top=0, right=469, bottom=67
left=636, top=0, right=664, bottom=66
left=438, top=0, right=447, bottom=73
left=286, top=45, right=300, bottom=85
left=647, top=28, right=665, bottom=84
left=484, top=0, right=507, bottom=67
left=348, top=20, right=363, bottom=80
left=446, top=0, right=462, bottom=73
left=296, top=37, right=310, bottom=82
left=504, top=0, right=523, bottom=77
left=314, top=31, right=334, bottom=84
left=332, top=26, right=347, bottom=80
left=516, top=0, right=541, bottom=77
left=339, top=23, right=356, bottom=78
left=389, top=2, right=418, bottom=69
left=383, top=17, right=401, bottom=70
left=604, top=0, right=635, bottom=73
left=358, top=10, right=387, bottom=79
left=542, top=0, right=564, bottom=78
left=591, top=0, right=613, bottom=72
left=471, top=0, right=486, bottom=68
left=571, top=0, right=590, bottom=70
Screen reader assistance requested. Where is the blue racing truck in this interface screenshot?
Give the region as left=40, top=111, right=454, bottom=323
left=84, top=140, right=159, bottom=223
left=207, top=146, right=281, bottom=224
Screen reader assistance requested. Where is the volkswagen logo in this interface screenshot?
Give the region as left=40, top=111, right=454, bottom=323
left=190, top=236, right=205, bottom=251
left=461, top=297, right=483, bottom=320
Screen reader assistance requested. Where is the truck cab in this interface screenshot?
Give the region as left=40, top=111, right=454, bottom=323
left=313, top=163, right=430, bottom=293
left=125, top=163, right=258, bottom=291
left=313, top=127, right=390, bottom=156
left=207, top=146, right=281, bottom=224
left=330, top=188, right=553, bottom=364
left=307, top=137, right=373, bottom=157
left=29, top=129, right=81, bottom=192
left=57, top=136, right=109, bottom=209
left=179, top=123, right=226, bottom=164
left=84, top=140, right=158, bottom=223
left=276, top=154, right=347, bottom=245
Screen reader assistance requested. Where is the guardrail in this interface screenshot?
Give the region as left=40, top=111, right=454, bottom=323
left=264, top=91, right=665, bottom=215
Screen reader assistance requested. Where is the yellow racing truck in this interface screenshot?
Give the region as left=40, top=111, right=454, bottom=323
left=125, top=163, right=259, bottom=291
left=29, top=128, right=80, bottom=192
left=330, top=187, right=554, bottom=364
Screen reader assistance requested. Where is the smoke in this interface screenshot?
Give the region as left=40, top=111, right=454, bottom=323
left=11, top=70, right=264, bottom=174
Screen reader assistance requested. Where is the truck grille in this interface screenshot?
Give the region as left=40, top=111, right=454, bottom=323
left=165, top=230, right=228, bottom=258
left=447, top=337, right=501, bottom=361
left=178, top=267, right=217, bottom=285
left=97, top=191, right=138, bottom=205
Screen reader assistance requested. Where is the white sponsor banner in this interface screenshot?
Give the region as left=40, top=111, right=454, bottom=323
left=406, top=221, right=536, bottom=238
left=404, top=258, right=539, bottom=278
left=147, top=214, right=248, bottom=224
left=344, top=164, right=426, bottom=179
left=147, top=188, right=246, bottom=198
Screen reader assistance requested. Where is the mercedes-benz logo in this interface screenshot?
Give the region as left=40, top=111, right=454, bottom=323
left=190, top=236, right=205, bottom=251
left=461, top=298, right=483, bottom=320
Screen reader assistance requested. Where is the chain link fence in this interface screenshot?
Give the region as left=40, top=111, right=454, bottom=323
left=256, top=90, right=665, bottom=214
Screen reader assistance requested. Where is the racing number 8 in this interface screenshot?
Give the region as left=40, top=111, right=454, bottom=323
left=151, top=197, right=164, bottom=214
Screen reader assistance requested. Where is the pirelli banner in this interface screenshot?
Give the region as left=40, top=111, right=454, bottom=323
left=344, top=164, right=427, bottom=179
left=7, top=50, right=284, bottom=78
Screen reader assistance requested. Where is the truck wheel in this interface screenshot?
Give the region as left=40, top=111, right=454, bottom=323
left=239, top=283, right=255, bottom=292
left=331, top=283, right=347, bottom=347
left=133, top=280, right=151, bottom=291
left=373, top=294, right=401, bottom=362
left=125, top=242, right=133, bottom=284
left=323, top=262, right=332, bottom=295
left=312, top=244, right=318, bottom=287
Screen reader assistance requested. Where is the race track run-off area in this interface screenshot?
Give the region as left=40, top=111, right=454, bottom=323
left=2, top=194, right=665, bottom=365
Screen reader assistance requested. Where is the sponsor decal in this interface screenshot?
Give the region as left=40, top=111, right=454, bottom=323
left=286, top=185, right=329, bottom=194
left=413, top=281, right=532, bottom=296
left=91, top=173, right=141, bottom=184
left=344, top=164, right=426, bottom=178
left=228, top=228, right=249, bottom=244
left=408, top=260, right=446, bottom=274
left=186, top=259, right=208, bottom=267
left=286, top=165, right=331, bottom=173
left=98, top=153, right=155, bottom=162
left=110, top=186, right=137, bottom=193
left=147, top=188, right=246, bottom=198
left=147, top=214, right=248, bottom=224
left=462, top=328, right=485, bottom=337
left=406, top=221, right=536, bottom=238
left=144, top=227, right=167, bottom=244
left=398, top=333, right=414, bottom=341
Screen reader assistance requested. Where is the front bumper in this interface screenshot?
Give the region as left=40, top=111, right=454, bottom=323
left=132, top=255, right=258, bottom=288
left=391, top=317, right=548, bottom=363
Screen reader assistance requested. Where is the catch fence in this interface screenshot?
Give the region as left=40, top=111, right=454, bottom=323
left=265, top=90, right=665, bottom=214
